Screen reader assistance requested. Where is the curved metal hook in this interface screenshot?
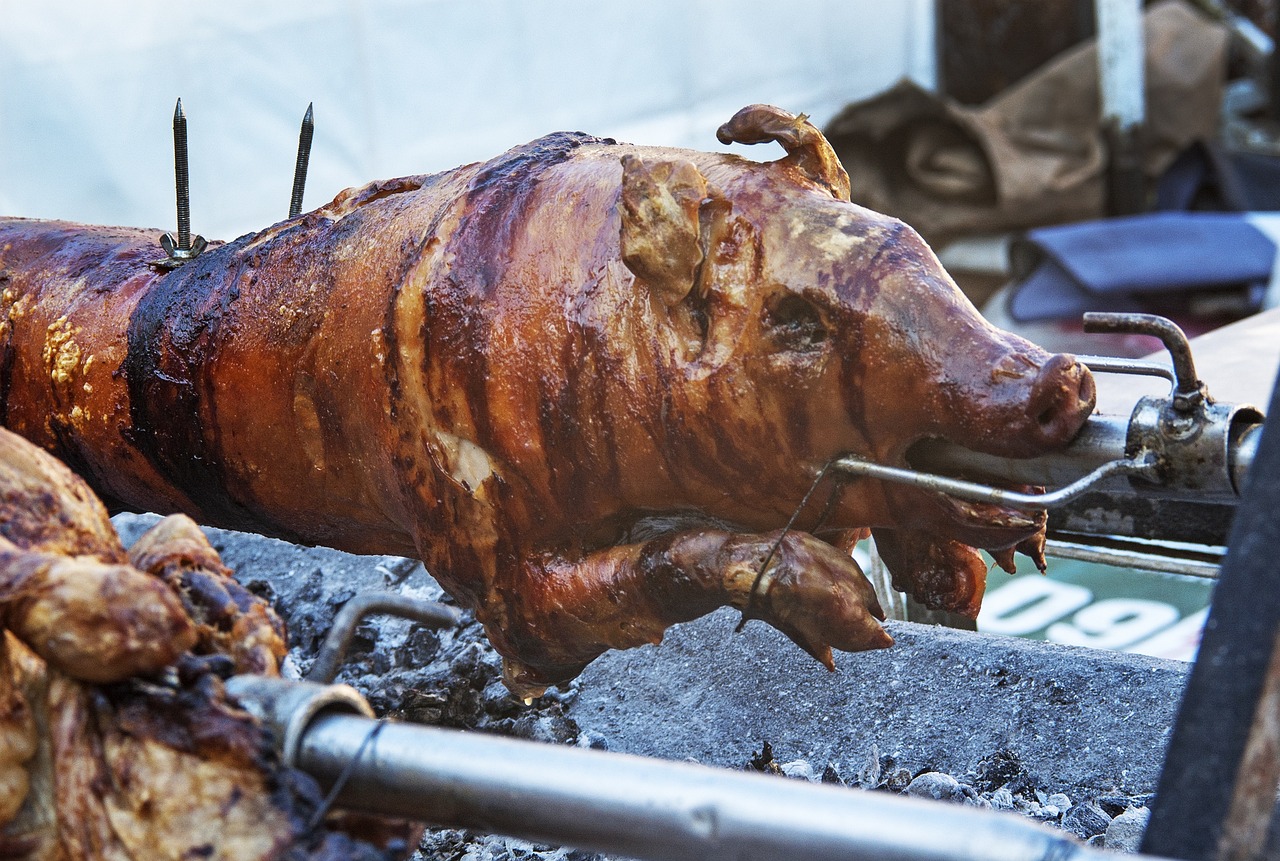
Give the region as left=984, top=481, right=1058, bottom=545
left=1082, top=312, right=1206, bottom=411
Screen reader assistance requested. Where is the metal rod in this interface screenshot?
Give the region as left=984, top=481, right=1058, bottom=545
left=173, top=99, right=191, bottom=252
left=296, top=712, right=1178, bottom=861
left=306, top=592, right=461, bottom=684
left=830, top=453, right=1156, bottom=512
left=910, top=414, right=1131, bottom=490
left=289, top=102, right=314, bottom=219
left=1094, top=0, right=1146, bottom=216
left=1045, top=539, right=1221, bottom=580
left=1078, top=354, right=1175, bottom=385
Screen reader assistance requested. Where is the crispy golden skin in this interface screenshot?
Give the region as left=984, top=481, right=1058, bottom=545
left=0, top=106, right=1094, bottom=696
left=0, top=428, right=403, bottom=860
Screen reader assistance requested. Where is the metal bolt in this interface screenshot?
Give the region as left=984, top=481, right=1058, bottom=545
left=155, top=98, right=207, bottom=269
left=289, top=102, right=314, bottom=219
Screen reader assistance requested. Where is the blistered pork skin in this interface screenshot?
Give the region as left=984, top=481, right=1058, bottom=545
left=0, top=105, right=1094, bottom=694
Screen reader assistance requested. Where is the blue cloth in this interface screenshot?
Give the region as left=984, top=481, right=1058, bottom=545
left=1007, top=212, right=1276, bottom=323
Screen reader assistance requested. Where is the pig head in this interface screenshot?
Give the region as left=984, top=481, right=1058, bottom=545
left=0, top=106, right=1094, bottom=697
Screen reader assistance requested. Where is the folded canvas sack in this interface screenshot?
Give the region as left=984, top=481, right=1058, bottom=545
left=1007, top=211, right=1280, bottom=323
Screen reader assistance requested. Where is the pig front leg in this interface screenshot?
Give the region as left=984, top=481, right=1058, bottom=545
left=871, top=524, right=1051, bottom=621
left=490, top=529, right=892, bottom=698
left=871, top=528, right=989, bottom=619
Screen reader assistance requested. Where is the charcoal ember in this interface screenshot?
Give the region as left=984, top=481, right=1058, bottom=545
left=501, top=713, right=580, bottom=746
left=989, top=787, right=1015, bottom=810
left=1046, top=792, right=1072, bottom=810
left=384, top=689, right=447, bottom=724
left=882, top=768, right=913, bottom=793
left=1061, top=802, right=1112, bottom=840
left=853, top=745, right=881, bottom=789
left=576, top=730, right=609, bottom=751
left=904, top=771, right=959, bottom=800
left=414, top=830, right=602, bottom=861
left=1097, top=794, right=1148, bottom=817
left=482, top=680, right=524, bottom=719
left=746, top=741, right=783, bottom=775
left=970, top=747, right=1027, bottom=792
left=904, top=772, right=972, bottom=804
left=396, top=626, right=443, bottom=667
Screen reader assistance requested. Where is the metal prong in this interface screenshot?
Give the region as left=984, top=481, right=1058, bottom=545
left=829, top=452, right=1158, bottom=512
left=289, top=102, right=314, bottom=219
left=173, top=99, right=192, bottom=251
left=154, top=98, right=206, bottom=269
left=305, top=591, right=461, bottom=684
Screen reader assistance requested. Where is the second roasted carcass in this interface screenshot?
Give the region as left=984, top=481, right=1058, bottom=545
left=0, top=105, right=1095, bottom=695
left=0, top=427, right=409, bottom=859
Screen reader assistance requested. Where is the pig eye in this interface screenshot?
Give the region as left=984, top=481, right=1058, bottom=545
left=764, top=294, right=827, bottom=351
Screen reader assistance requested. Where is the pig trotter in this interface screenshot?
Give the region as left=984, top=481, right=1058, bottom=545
left=494, top=529, right=891, bottom=698
left=872, top=528, right=988, bottom=619
left=988, top=528, right=1049, bottom=575
left=729, top=530, right=893, bottom=670
left=1014, top=531, right=1048, bottom=573
left=716, top=104, right=851, bottom=201
left=989, top=545, right=1018, bottom=575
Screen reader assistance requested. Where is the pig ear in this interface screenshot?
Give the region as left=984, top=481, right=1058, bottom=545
left=716, top=104, right=851, bottom=202
left=619, top=154, right=709, bottom=307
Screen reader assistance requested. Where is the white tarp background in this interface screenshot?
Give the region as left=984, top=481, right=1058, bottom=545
left=0, top=0, right=934, bottom=239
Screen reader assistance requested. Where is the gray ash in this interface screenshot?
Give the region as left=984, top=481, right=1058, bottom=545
left=111, top=514, right=1165, bottom=859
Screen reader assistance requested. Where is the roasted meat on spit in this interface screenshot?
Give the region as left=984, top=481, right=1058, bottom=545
left=0, top=427, right=410, bottom=860
left=0, top=105, right=1095, bottom=696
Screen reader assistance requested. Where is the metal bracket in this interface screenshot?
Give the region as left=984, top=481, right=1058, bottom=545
left=1083, top=311, right=1206, bottom=412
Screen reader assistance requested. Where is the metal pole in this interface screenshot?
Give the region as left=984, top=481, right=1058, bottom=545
left=295, top=712, right=1176, bottom=861
left=1094, top=0, right=1146, bottom=215
left=1141, top=373, right=1280, bottom=860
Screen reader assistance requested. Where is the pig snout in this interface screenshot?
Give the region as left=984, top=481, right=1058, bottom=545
left=1020, top=353, right=1096, bottom=451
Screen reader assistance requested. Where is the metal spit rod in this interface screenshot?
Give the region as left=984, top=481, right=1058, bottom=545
left=831, top=314, right=1266, bottom=510
left=228, top=675, right=1176, bottom=861
left=906, top=413, right=1261, bottom=499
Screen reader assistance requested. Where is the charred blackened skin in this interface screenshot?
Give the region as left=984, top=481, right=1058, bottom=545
left=124, top=234, right=269, bottom=532
left=0, top=105, right=1095, bottom=697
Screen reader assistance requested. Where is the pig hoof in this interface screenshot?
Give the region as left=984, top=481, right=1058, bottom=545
left=740, top=533, right=892, bottom=670
left=874, top=529, right=988, bottom=619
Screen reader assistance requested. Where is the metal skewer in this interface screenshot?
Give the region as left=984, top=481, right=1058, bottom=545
left=225, top=674, right=1182, bottom=861
left=156, top=98, right=207, bottom=268
left=289, top=102, right=314, bottom=219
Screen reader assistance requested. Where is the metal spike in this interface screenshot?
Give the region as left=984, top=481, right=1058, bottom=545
left=289, top=102, right=314, bottom=219
left=173, top=99, right=191, bottom=251
left=154, top=98, right=206, bottom=269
